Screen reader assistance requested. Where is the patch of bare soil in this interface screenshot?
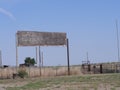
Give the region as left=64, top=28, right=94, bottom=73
left=0, top=80, right=28, bottom=90
left=38, top=83, right=119, bottom=90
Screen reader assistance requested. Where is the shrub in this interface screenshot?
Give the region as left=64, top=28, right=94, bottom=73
left=18, top=69, right=28, bottom=78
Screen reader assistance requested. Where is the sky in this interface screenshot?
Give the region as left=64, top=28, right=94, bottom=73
left=0, top=0, right=120, bottom=66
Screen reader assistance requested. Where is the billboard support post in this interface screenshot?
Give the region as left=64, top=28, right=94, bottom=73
left=39, top=46, right=41, bottom=76
left=36, top=46, right=38, bottom=66
left=67, top=38, right=70, bottom=75
left=16, top=34, right=18, bottom=72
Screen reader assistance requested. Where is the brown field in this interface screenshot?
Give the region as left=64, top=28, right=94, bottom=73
left=0, top=66, right=82, bottom=79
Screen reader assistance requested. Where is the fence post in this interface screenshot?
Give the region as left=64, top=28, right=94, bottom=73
left=88, top=64, right=91, bottom=72
left=100, top=64, right=103, bottom=74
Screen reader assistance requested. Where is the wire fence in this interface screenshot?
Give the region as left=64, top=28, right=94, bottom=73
left=0, top=66, right=81, bottom=79
left=81, top=62, right=120, bottom=74
left=1, top=62, right=120, bottom=79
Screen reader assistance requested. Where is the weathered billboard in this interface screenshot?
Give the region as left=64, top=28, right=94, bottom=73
left=16, top=31, right=67, bottom=46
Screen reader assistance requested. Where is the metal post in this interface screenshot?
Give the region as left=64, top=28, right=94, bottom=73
left=67, top=38, right=70, bottom=75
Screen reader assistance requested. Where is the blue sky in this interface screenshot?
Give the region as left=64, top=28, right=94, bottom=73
left=0, top=0, right=120, bottom=66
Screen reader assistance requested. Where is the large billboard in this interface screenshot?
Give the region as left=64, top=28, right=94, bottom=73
left=16, top=31, right=67, bottom=46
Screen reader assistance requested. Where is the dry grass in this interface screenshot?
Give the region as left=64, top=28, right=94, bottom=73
left=0, top=66, right=82, bottom=79
left=0, top=65, right=120, bottom=90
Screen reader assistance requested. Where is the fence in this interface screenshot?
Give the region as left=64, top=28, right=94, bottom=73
left=0, top=66, right=81, bottom=79
left=81, top=62, right=120, bottom=74
left=1, top=62, right=120, bottom=79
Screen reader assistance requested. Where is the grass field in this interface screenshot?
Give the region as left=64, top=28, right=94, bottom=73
left=0, top=73, right=120, bottom=90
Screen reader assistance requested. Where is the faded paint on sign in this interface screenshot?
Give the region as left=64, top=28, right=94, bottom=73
left=17, top=31, right=67, bottom=46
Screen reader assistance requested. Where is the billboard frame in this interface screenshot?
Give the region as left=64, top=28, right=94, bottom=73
left=15, top=31, right=70, bottom=75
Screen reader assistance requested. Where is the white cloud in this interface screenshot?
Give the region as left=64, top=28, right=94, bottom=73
left=0, top=8, right=16, bottom=21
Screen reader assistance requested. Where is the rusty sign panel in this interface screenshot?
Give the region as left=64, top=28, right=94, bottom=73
left=16, top=31, right=67, bottom=46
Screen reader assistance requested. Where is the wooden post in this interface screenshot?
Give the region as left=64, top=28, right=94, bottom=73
left=93, top=65, right=96, bottom=74
left=100, top=64, right=103, bottom=74
left=41, top=52, right=43, bottom=67
left=39, top=46, right=41, bottom=76
left=67, top=39, right=70, bottom=75
left=88, top=64, right=91, bottom=72
left=36, top=46, right=38, bottom=66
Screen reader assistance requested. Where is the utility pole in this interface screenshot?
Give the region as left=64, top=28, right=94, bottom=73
left=116, top=20, right=120, bottom=62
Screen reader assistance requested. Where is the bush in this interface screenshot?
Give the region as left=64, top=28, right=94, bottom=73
left=18, top=69, right=28, bottom=78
